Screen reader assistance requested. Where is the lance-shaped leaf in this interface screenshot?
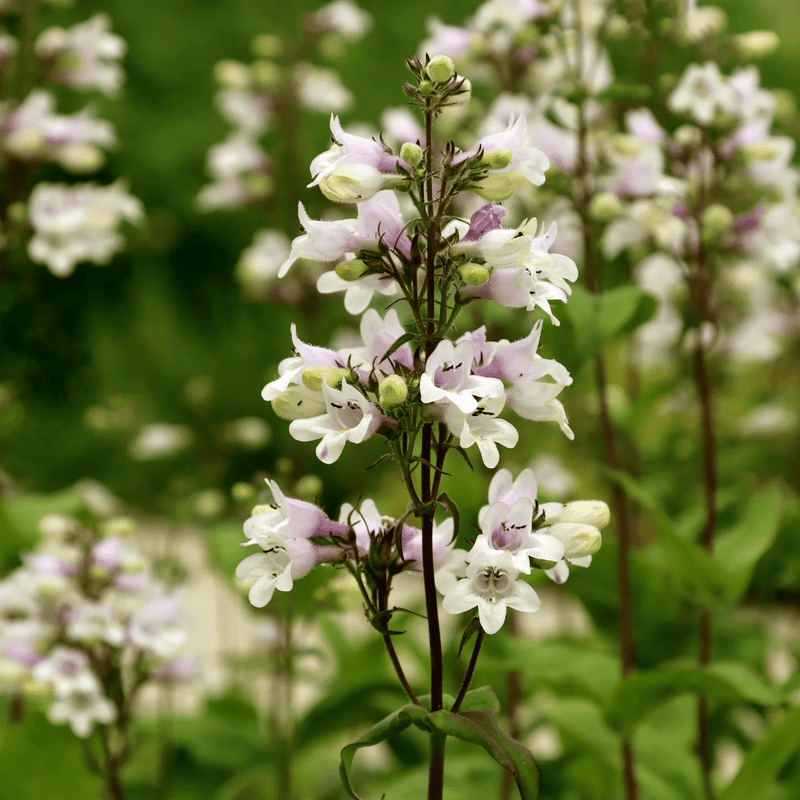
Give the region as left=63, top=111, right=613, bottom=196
left=339, top=704, right=430, bottom=800
left=714, top=484, right=782, bottom=604
left=719, top=707, right=800, bottom=800
left=605, top=660, right=789, bottom=735
left=454, top=686, right=502, bottom=714
left=426, top=709, right=540, bottom=798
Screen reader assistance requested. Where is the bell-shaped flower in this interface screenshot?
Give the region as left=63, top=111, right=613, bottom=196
left=318, top=164, right=408, bottom=203
left=453, top=115, right=550, bottom=188
left=443, top=394, right=518, bottom=469
left=421, top=340, right=503, bottom=414
left=442, top=549, right=541, bottom=634
left=33, top=647, right=100, bottom=698
left=338, top=498, right=390, bottom=554
left=128, top=593, right=189, bottom=658
left=66, top=601, right=125, bottom=646
left=506, top=380, right=574, bottom=439
left=317, top=269, right=398, bottom=315
left=47, top=686, right=116, bottom=738
left=469, top=499, right=564, bottom=573
left=668, top=62, right=737, bottom=126
left=289, top=381, right=380, bottom=464
left=345, top=308, right=414, bottom=372
left=479, top=468, right=540, bottom=528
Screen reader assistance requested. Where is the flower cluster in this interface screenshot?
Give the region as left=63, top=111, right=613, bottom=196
left=0, top=513, right=193, bottom=740
left=239, top=53, right=606, bottom=644
left=198, top=0, right=372, bottom=301
left=0, top=9, right=141, bottom=276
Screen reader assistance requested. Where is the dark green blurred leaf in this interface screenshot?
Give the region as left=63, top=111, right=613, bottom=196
left=606, top=660, right=787, bottom=734
left=719, top=707, right=800, bottom=800
left=715, top=484, right=782, bottom=603
left=455, top=686, right=501, bottom=714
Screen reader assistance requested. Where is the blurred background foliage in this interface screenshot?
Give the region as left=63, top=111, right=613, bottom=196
left=2, top=0, right=800, bottom=799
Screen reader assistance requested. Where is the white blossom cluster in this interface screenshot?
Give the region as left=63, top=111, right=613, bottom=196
left=238, top=57, right=608, bottom=636
left=235, top=474, right=607, bottom=636
left=0, top=514, right=194, bottom=738
left=198, top=0, right=371, bottom=299
left=0, top=9, right=142, bottom=276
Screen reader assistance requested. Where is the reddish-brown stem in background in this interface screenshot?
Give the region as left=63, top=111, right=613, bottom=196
left=574, top=93, right=640, bottom=800
left=500, top=613, right=523, bottom=800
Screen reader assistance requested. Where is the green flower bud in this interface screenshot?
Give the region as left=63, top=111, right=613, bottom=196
left=400, top=142, right=423, bottom=167
left=733, top=31, right=779, bottom=59
left=740, top=142, right=782, bottom=162
left=378, top=375, right=408, bottom=409
left=335, top=258, right=369, bottom=281
left=252, top=34, right=284, bottom=58
left=458, top=261, right=491, bottom=285
left=611, top=134, right=643, bottom=156
left=251, top=59, right=282, bottom=89
left=295, top=474, right=323, bottom=502
left=426, top=54, right=455, bottom=83
left=245, top=173, right=273, bottom=198
left=549, top=523, right=603, bottom=558
left=214, top=59, right=251, bottom=89
left=589, top=191, right=622, bottom=221
left=418, top=80, right=434, bottom=96
left=481, top=149, right=514, bottom=169
left=301, top=366, right=350, bottom=391
left=474, top=173, right=516, bottom=201
left=231, top=482, right=255, bottom=502
left=701, top=204, right=733, bottom=239
left=6, top=201, right=27, bottom=226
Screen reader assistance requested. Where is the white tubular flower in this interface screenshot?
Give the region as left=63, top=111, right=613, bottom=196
left=668, top=62, right=737, bottom=126
left=470, top=498, right=564, bottom=573
left=541, top=523, right=602, bottom=560
left=33, top=647, right=99, bottom=697
left=127, top=594, right=189, bottom=658
left=443, top=395, right=518, bottom=469
left=296, top=63, right=354, bottom=113
left=242, top=479, right=326, bottom=547
left=129, top=423, right=192, bottom=460
left=35, top=14, right=126, bottom=96
left=505, top=380, right=574, bottom=439
left=317, top=269, right=398, bottom=315
left=235, top=548, right=295, bottom=608
left=48, top=688, right=116, bottom=738
left=309, top=0, right=372, bottom=40
left=479, top=468, right=539, bottom=527
left=442, top=550, right=541, bottom=634
left=421, top=340, right=503, bottom=414
left=289, top=381, right=380, bottom=464
left=66, top=601, right=125, bottom=646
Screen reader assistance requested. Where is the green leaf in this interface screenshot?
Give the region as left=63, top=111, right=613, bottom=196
left=458, top=614, right=481, bottom=658
left=715, top=484, right=782, bottom=603
left=564, top=285, right=657, bottom=370
left=339, top=704, right=430, bottom=800
left=454, top=686, right=501, bottom=714
left=426, top=709, right=540, bottom=799
left=606, top=661, right=788, bottom=734
left=719, top=707, right=800, bottom=800
left=606, top=468, right=730, bottom=606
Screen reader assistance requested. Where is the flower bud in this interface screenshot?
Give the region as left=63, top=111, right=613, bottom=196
left=4, top=128, right=44, bottom=158
left=674, top=124, right=701, bottom=149
left=295, top=474, right=323, bottom=501
left=271, top=385, right=326, bottom=421
left=6, top=201, right=27, bottom=226
left=589, top=191, right=622, bottom=221
left=547, top=523, right=603, bottom=558
left=733, top=31, right=779, bottom=59
left=319, top=165, right=408, bottom=203
left=252, top=34, right=283, bottom=58
left=530, top=558, right=559, bottom=570
left=100, top=516, right=135, bottom=538
left=458, top=261, right=490, bottom=285
left=740, top=142, right=782, bottom=162
left=474, top=173, right=516, bottom=201
left=378, top=375, right=408, bottom=409
left=335, top=258, right=369, bottom=281
left=301, top=366, right=350, bottom=391
left=426, top=54, right=455, bottom=83
left=251, top=59, right=282, bottom=89
left=232, top=482, right=255, bottom=502
left=612, top=134, right=643, bottom=156
left=481, top=149, right=514, bottom=169
left=245, top=173, right=273, bottom=198
left=214, top=59, right=251, bottom=89
left=58, top=143, right=104, bottom=173
left=418, top=80, right=434, bottom=96
left=701, top=204, right=733, bottom=239
left=545, top=500, right=611, bottom=530
left=400, top=142, right=423, bottom=167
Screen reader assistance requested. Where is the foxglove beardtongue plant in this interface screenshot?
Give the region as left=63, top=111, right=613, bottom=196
left=0, top=513, right=194, bottom=800
left=0, top=6, right=142, bottom=278
left=238, top=54, right=609, bottom=800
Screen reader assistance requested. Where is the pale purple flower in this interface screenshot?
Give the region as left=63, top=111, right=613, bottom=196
left=461, top=203, right=508, bottom=242
left=48, top=687, right=116, bottom=738
left=289, top=381, right=381, bottom=464
left=33, top=647, right=99, bottom=697
left=128, top=594, right=188, bottom=658
left=67, top=601, right=125, bottom=646
left=443, top=395, right=519, bottom=468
